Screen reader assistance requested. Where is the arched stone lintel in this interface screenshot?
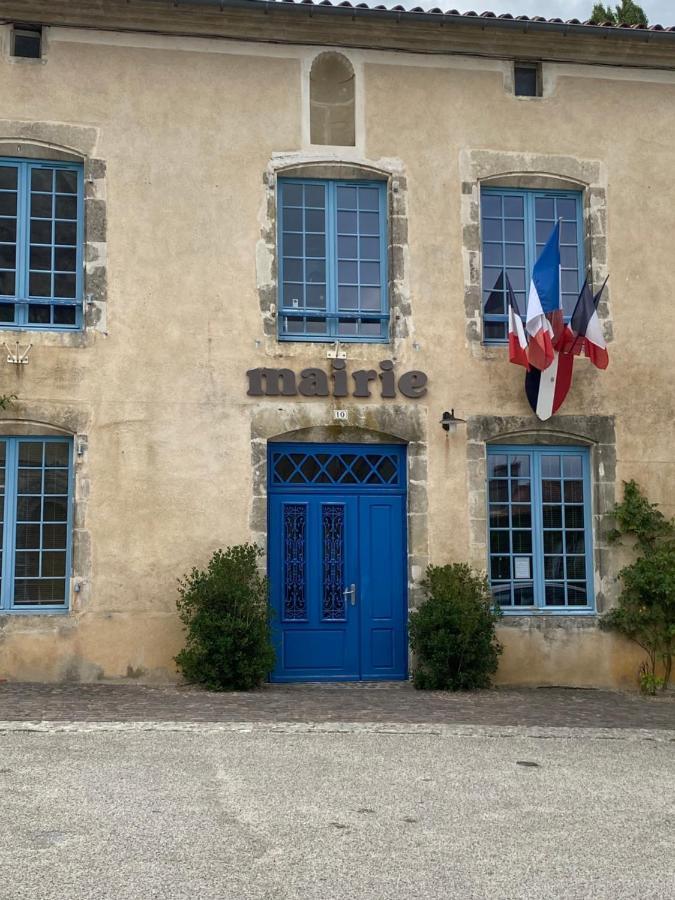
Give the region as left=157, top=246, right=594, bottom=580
left=0, top=402, right=90, bottom=436
left=0, top=120, right=98, bottom=158
left=251, top=404, right=426, bottom=445
left=268, top=425, right=406, bottom=445
left=249, top=404, right=430, bottom=611
left=480, top=172, right=588, bottom=191
left=0, top=140, right=83, bottom=164
left=274, top=160, right=389, bottom=183
left=461, top=149, right=604, bottom=189
left=0, top=419, right=76, bottom=437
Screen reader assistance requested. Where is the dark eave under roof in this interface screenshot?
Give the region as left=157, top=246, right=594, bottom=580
left=177, top=0, right=675, bottom=38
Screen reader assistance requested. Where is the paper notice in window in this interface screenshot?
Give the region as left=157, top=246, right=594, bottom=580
left=514, top=557, right=531, bottom=580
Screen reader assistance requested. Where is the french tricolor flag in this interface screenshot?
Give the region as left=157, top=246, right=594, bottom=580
left=525, top=222, right=560, bottom=371
left=570, top=277, right=609, bottom=369
left=506, top=274, right=529, bottom=370
left=525, top=338, right=574, bottom=421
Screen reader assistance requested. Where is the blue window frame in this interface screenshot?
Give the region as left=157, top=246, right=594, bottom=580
left=487, top=446, right=594, bottom=613
left=481, top=187, right=584, bottom=343
left=0, top=437, right=73, bottom=612
left=0, top=158, right=84, bottom=330
left=278, top=178, right=388, bottom=342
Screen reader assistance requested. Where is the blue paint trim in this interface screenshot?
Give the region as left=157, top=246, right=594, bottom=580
left=277, top=178, right=389, bottom=343
left=481, top=187, right=584, bottom=345
left=500, top=609, right=597, bottom=618
left=487, top=445, right=594, bottom=614
left=0, top=436, right=73, bottom=614
left=0, top=157, right=83, bottom=332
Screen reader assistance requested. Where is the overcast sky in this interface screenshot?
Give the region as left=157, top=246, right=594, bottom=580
left=428, top=2, right=673, bottom=25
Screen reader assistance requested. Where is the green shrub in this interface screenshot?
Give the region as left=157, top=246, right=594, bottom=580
left=175, top=544, right=275, bottom=691
left=600, top=481, right=674, bottom=691
left=638, top=663, right=665, bottom=697
left=409, top=563, right=502, bottom=691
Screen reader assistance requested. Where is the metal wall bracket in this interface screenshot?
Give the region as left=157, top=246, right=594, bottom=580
left=4, top=342, right=32, bottom=365
left=326, top=340, right=346, bottom=360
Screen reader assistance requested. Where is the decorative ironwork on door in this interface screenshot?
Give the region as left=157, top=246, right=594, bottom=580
left=283, top=503, right=306, bottom=620
left=322, top=504, right=345, bottom=620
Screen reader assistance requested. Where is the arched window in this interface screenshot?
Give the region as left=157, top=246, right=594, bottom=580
left=310, top=53, right=355, bottom=147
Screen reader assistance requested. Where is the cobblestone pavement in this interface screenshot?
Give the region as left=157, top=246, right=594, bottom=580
left=0, top=681, right=673, bottom=729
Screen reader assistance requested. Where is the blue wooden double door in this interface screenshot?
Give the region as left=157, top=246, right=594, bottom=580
left=268, top=443, right=407, bottom=682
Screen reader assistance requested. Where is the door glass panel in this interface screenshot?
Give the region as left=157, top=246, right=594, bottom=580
left=283, top=504, right=306, bottom=621
left=322, top=504, right=345, bottom=620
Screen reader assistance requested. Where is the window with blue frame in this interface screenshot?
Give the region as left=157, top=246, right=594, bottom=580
left=0, top=158, right=83, bottom=330
left=487, top=446, right=593, bottom=612
left=0, top=437, right=73, bottom=611
left=481, top=188, right=584, bottom=343
left=278, top=178, right=388, bottom=342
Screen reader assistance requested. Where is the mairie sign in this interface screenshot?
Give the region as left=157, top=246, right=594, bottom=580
left=246, top=359, right=427, bottom=399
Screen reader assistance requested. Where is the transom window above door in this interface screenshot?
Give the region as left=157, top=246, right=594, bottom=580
left=480, top=187, right=584, bottom=343
left=0, top=158, right=84, bottom=330
left=278, top=178, right=388, bottom=342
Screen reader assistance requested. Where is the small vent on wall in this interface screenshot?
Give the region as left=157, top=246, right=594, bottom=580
left=11, top=25, right=42, bottom=59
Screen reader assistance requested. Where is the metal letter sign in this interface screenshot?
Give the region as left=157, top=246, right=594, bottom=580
left=246, top=360, right=427, bottom=399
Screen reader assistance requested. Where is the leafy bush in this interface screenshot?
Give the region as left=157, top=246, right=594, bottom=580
left=409, top=563, right=502, bottom=690
left=599, top=481, right=674, bottom=691
left=175, top=544, right=275, bottom=691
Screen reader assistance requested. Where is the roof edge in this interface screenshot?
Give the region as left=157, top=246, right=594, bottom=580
left=175, top=0, right=675, bottom=41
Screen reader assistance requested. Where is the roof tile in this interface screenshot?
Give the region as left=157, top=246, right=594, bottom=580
left=250, top=1, right=673, bottom=33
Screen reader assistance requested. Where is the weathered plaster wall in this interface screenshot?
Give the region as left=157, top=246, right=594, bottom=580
left=0, top=17, right=673, bottom=686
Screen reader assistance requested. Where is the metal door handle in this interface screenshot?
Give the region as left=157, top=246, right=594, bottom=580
left=343, top=583, right=357, bottom=606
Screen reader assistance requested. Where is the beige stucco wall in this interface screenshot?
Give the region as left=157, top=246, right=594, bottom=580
left=0, top=14, right=673, bottom=687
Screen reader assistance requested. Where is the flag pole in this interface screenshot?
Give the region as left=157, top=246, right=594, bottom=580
left=559, top=217, right=563, bottom=313
left=594, top=273, right=610, bottom=305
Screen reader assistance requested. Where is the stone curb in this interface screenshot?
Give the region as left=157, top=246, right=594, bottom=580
left=0, top=720, right=673, bottom=742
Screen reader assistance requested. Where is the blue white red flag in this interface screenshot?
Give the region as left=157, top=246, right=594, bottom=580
left=525, top=222, right=560, bottom=371
left=525, top=341, right=575, bottom=421
left=506, top=274, right=529, bottom=370
left=570, top=276, right=609, bottom=369
left=525, top=275, right=609, bottom=419
left=508, top=224, right=608, bottom=419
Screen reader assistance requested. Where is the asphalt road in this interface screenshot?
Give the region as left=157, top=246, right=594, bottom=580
left=0, top=725, right=673, bottom=900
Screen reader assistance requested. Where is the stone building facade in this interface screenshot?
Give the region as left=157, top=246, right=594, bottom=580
left=0, top=0, right=673, bottom=686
